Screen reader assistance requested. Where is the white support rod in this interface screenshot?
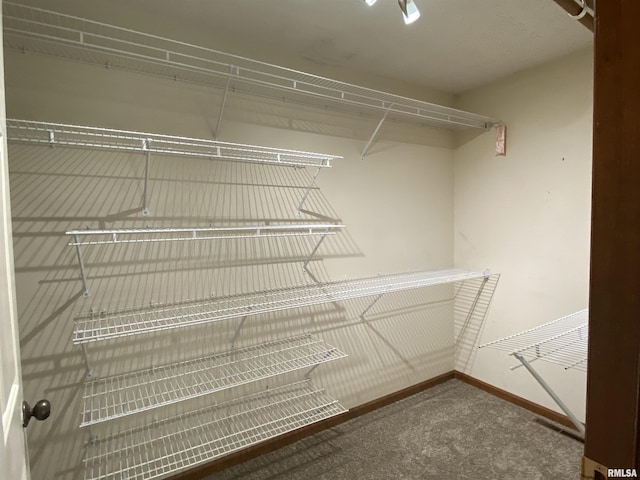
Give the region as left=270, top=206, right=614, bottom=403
left=361, top=109, right=391, bottom=160
left=142, top=145, right=151, bottom=216
left=359, top=293, right=384, bottom=319
left=73, top=235, right=90, bottom=297
left=302, top=233, right=327, bottom=272
left=296, top=164, right=323, bottom=215
left=214, top=73, right=231, bottom=140
left=513, top=353, right=585, bottom=435
left=230, top=314, right=248, bottom=347
left=81, top=344, right=94, bottom=380
left=456, top=276, right=489, bottom=342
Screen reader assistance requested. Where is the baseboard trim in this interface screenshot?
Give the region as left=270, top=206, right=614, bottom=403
left=168, top=371, right=455, bottom=480
left=453, top=371, right=582, bottom=431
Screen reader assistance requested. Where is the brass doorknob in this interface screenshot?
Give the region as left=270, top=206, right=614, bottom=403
left=22, top=399, right=51, bottom=428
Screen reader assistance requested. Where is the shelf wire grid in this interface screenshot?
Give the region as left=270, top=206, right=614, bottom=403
left=66, top=224, right=345, bottom=246
left=6, top=119, right=340, bottom=168
left=479, top=309, right=588, bottom=371
left=80, top=334, right=346, bottom=427
left=74, top=268, right=490, bottom=343
left=83, top=380, right=346, bottom=480
left=3, top=3, right=497, bottom=131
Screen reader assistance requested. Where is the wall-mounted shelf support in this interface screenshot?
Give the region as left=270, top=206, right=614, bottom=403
left=81, top=344, right=94, bottom=380
left=142, top=138, right=151, bottom=216
left=360, top=293, right=384, bottom=319
left=214, top=66, right=237, bottom=140
left=230, top=314, right=249, bottom=348
left=513, top=352, right=585, bottom=434
left=361, top=107, right=391, bottom=160
left=296, top=161, right=327, bottom=216
left=73, top=234, right=90, bottom=298
left=302, top=233, right=328, bottom=272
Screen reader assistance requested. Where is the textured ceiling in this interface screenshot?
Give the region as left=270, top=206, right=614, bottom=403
left=16, top=0, right=593, bottom=94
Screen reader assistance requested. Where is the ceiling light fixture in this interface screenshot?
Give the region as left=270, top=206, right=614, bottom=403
left=398, top=0, right=421, bottom=24
left=364, top=0, right=378, bottom=5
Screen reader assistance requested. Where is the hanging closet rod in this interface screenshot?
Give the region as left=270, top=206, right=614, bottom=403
left=80, top=333, right=346, bottom=427
left=83, top=380, right=347, bottom=480
left=480, top=309, right=588, bottom=371
left=3, top=3, right=497, bottom=131
left=6, top=119, right=339, bottom=168
left=73, top=268, right=491, bottom=343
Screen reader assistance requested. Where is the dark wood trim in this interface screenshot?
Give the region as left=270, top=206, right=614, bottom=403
left=454, top=371, right=582, bottom=431
left=167, top=371, right=455, bottom=480
left=551, top=0, right=594, bottom=32
left=586, top=0, right=640, bottom=471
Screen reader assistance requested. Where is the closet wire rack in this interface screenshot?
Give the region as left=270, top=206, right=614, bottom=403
left=3, top=3, right=496, bottom=131
left=6, top=119, right=340, bottom=168
left=479, top=309, right=588, bottom=435
left=83, top=380, right=347, bottom=480
left=74, top=268, right=491, bottom=343
left=80, top=334, right=346, bottom=427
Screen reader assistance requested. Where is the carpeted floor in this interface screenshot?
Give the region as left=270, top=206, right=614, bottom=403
left=205, top=379, right=583, bottom=480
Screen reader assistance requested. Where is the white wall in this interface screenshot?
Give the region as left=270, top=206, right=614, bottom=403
left=6, top=43, right=457, bottom=480
left=454, top=47, right=593, bottom=421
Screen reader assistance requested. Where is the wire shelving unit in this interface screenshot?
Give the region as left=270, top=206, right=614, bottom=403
left=80, top=334, right=346, bottom=427
left=66, top=224, right=345, bottom=246
left=7, top=119, right=340, bottom=168
left=74, top=268, right=490, bottom=344
left=3, top=4, right=497, bottom=132
left=83, top=380, right=347, bottom=480
left=479, top=309, right=588, bottom=434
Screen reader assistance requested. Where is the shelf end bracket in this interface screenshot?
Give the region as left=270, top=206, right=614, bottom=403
left=360, top=293, right=384, bottom=320
left=361, top=107, right=392, bottom=160
left=73, top=235, right=90, bottom=297
left=296, top=162, right=325, bottom=216
left=303, top=233, right=328, bottom=272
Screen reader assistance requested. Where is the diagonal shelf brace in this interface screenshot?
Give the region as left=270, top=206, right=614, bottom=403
left=230, top=313, right=249, bottom=348
left=513, top=352, right=585, bottom=435
left=214, top=66, right=235, bottom=140
left=361, top=105, right=393, bottom=160
left=73, top=234, right=90, bottom=297
left=142, top=138, right=151, bottom=216
left=360, top=293, right=384, bottom=320
left=296, top=161, right=327, bottom=216
left=81, top=343, right=94, bottom=380
left=302, top=233, right=328, bottom=272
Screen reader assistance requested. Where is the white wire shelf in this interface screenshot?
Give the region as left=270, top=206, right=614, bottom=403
left=480, top=309, right=588, bottom=371
left=83, top=380, right=347, bottom=480
left=74, top=268, right=491, bottom=344
left=67, top=224, right=345, bottom=246
left=6, top=119, right=339, bottom=168
left=80, top=334, right=346, bottom=427
left=3, top=4, right=497, bottom=131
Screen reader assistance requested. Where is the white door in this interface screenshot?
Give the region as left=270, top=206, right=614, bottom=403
left=0, top=1, right=30, bottom=478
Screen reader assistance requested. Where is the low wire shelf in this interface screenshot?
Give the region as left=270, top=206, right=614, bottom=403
left=479, top=309, right=588, bottom=371
left=80, top=334, right=346, bottom=427
left=74, top=268, right=490, bottom=344
left=83, top=380, right=347, bottom=480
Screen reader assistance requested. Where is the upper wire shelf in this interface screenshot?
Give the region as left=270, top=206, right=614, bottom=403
left=74, top=268, right=490, bottom=344
left=80, top=334, right=346, bottom=427
left=479, top=309, right=588, bottom=371
left=67, top=224, right=345, bottom=246
left=83, top=380, right=347, bottom=480
left=3, top=3, right=497, bottom=131
left=6, top=119, right=340, bottom=168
